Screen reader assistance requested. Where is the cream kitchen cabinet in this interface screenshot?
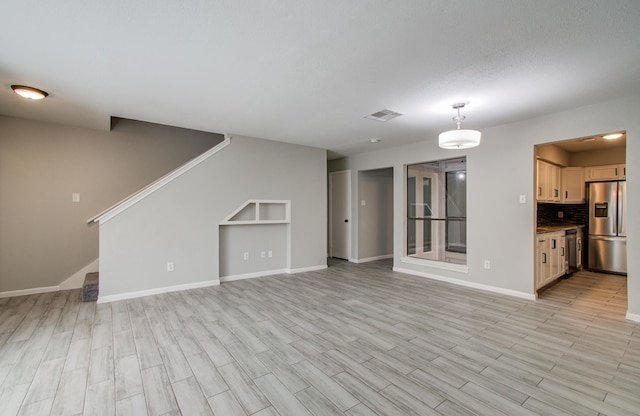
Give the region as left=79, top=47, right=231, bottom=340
left=552, top=233, right=567, bottom=280
left=536, top=235, right=552, bottom=289
left=536, top=231, right=566, bottom=290
left=585, top=164, right=626, bottom=181
left=537, top=160, right=561, bottom=202
left=561, top=167, right=585, bottom=203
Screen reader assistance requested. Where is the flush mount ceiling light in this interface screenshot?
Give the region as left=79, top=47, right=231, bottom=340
left=368, top=138, right=381, bottom=143
left=11, top=85, right=48, bottom=100
left=602, top=133, right=623, bottom=140
left=438, top=103, right=481, bottom=149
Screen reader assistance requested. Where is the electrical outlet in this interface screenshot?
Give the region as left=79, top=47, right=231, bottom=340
left=519, top=195, right=526, bottom=204
left=484, top=260, right=491, bottom=270
left=261, top=251, right=266, bottom=259
left=72, top=193, right=80, bottom=203
left=167, top=262, right=174, bottom=272
left=243, top=252, right=249, bottom=261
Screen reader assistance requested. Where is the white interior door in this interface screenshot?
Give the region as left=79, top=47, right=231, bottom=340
left=330, top=170, right=351, bottom=260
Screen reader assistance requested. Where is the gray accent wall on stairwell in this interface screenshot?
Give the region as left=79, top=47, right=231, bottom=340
left=98, top=134, right=327, bottom=298
left=0, top=116, right=223, bottom=293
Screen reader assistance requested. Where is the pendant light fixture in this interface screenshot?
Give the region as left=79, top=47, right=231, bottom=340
left=438, top=103, right=481, bottom=149
left=11, top=85, right=49, bottom=100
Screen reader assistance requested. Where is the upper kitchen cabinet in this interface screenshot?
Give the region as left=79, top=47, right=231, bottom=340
left=585, top=164, right=626, bottom=181
left=561, top=167, right=585, bottom=203
left=537, top=160, right=561, bottom=202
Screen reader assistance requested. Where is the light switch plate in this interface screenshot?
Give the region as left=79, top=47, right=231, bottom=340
left=519, top=195, right=526, bottom=204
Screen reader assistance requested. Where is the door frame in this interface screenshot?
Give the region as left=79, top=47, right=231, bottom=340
left=329, top=170, right=351, bottom=260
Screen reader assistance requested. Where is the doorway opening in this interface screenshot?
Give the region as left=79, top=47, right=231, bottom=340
left=357, top=167, right=394, bottom=263
left=534, top=132, right=627, bottom=298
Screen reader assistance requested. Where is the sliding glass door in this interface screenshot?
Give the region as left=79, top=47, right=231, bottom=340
left=406, top=158, right=466, bottom=265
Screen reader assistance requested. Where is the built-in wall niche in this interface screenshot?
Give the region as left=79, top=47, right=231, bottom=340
left=220, top=200, right=290, bottom=225
left=219, top=200, right=291, bottom=281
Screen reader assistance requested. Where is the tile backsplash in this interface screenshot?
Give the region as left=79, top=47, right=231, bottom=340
left=537, top=203, right=588, bottom=226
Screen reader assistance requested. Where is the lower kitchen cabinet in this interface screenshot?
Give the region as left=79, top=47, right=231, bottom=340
left=536, top=231, right=566, bottom=290
left=536, top=236, right=551, bottom=289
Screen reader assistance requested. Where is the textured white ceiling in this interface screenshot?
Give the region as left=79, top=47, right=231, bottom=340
left=2, top=1, right=639, bottom=158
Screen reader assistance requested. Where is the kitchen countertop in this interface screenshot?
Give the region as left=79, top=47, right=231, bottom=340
left=537, top=224, right=586, bottom=233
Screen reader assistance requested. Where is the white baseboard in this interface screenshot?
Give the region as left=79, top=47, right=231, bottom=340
left=626, top=312, right=640, bottom=322
left=221, top=269, right=288, bottom=283
left=350, top=254, right=393, bottom=264
left=221, top=264, right=328, bottom=283
left=0, top=258, right=100, bottom=298
left=60, top=258, right=99, bottom=290
left=393, top=266, right=536, bottom=301
left=0, top=285, right=60, bottom=299
left=97, top=279, right=220, bottom=303
left=288, top=265, right=328, bottom=274
left=400, top=256, right=469, bottom=273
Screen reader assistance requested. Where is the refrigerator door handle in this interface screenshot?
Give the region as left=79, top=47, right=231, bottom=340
left=591, top=236, right=622, bottom=242
left=618, top=202, right=623, bottom=235
left=618, top=181, right=626, bottom=236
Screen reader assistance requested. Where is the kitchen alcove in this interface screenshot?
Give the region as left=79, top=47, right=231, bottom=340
left=219, top=200, right=291, bottom=281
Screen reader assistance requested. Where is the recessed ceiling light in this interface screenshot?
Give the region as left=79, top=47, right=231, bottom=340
left=602, top=133, right=623, bottom=140
left=11, top=85, right=48, bottom=100
left=369, top=138, right=381, bottom=143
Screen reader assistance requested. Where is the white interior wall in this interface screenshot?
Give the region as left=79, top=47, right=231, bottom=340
left=98, top=134, right=327, bottom=300
left=569, top=146, right=626, bottom=166
left=536, top=144, right=570, bottom=166
left=331, top=95, right=639, bottom=317
left=219, top=224, right=288, bottom=278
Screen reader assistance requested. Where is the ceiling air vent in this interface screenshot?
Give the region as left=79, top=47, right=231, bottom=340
left=365, top=109, right=403, bottom=122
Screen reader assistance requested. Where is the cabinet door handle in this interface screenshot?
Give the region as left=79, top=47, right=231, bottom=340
left=565, top=191, right=568, bottom=199
left=561, top=247, right=565, bottom=256
left=543, top=253, right=547, bottom=264
left=552, top=239, right=557, bottom=249
left=615, top=167, right=618, bottom=176
left=538, top=187, right=542, bottom=196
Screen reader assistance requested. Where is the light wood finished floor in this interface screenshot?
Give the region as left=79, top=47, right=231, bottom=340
left=0, top=260, right=638, bottom=415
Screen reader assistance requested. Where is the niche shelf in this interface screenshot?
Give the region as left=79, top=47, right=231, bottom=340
left=220, top=200, right=290, bottom=225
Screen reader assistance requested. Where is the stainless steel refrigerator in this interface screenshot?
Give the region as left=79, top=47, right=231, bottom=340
left=588, top=181, right=627, bottom=274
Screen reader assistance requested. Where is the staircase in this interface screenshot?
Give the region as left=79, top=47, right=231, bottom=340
left=82, top=272, right=99, bottom=302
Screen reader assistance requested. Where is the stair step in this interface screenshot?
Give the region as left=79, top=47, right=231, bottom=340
left=82, top=272, right=99, bottom=302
